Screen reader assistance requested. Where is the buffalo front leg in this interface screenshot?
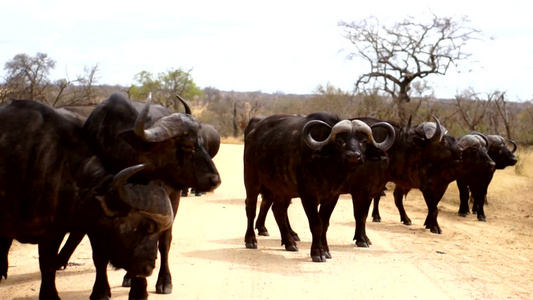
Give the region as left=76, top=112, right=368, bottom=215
left=0, top=238, right=12, bottom=281
left=88, top=234, right=111, bottom=300
left=393, top=186, right=412, bottom=225
left=352, top=194, right=373, bottom=247
left=421, top=186, right=448, bottom=234
left=56, top=231, right=85, bottom=270
left=319, top=196, right=340, bottom=259
left=155, top=226, right=173, bottom=294
left=456, top=179, right=471, bottom=217
left=371, top=195, right=382, bottom=222
left=129, top=277, right=148, bottom=300
left=300, top=196, right=326, bottom=262
left=38, top=236, right=64, bottom=300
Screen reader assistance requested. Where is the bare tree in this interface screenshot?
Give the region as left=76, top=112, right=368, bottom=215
left=340, top=14, right=481, bottom=123
left=493, top=92, right=513, bottom=139
left=454, top=88, right=492, bottom=132
left=3, top=52, right=56, bottom=102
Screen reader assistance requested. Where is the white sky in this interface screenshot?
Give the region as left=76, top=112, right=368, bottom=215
left=1, top=0, right=532, bottom=100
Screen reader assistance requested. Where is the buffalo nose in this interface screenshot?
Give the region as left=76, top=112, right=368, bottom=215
left=209, top=174, right=221, bottom=189
left=346, top=151, right=362, bottom=164
left=140, top=265, right=154, bottom=277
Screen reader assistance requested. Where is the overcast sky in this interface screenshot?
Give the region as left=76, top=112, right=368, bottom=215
left=1, top=0, right=531, bottom=100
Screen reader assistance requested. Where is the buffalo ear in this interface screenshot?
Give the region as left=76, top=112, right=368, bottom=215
left=118, top=129, right=153, bottom=151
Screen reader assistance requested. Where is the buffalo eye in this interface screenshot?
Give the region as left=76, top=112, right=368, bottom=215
left=139, top=219, right=158, bottom=234
left=336, top=138, right=345, bottom=147
left=181, top=142, right=195, bottom=154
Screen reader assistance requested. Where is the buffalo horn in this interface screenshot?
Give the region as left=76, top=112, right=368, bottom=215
left=176, top=94, right=192, bottom=115
left=507, top=139, right=517, bottom=153
left=427, top=115, right=446, bottom=143
left=133, top=95, right=153, bottom=141
left=112, top=164, right=147, bottom=194
left=302, top=120, right=333, bottom=150
left=369, top=122, right=396, bottom=151
left=303, top=120, right=355, bottom=150
left=471, top=132, right=489, bottom=147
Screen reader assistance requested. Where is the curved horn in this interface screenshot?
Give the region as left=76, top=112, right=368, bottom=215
left=507, top=139, right=517, bottom=153
left=369, top=122, right=396, bottom=151
left=176, top=94, right=192, bottom=114
left=471, top=132, right=489, bottom=148
left=134, top=95, right=152, bottom=141
left=429, top=115, right=443, bottom=143
left=113, top=164, right=147, bottom=194
left=141, top=114, right=198, bottom=142
left=302, top=120, right=333, bottom=150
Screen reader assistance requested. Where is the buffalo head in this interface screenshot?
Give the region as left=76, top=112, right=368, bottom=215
left=459, top=133, right=496, bottom=174
left=302, top=118, right=395, bottom=167
left=92, top=163, right=174, bottom=278
left=486, top=135, right=518, bottom=169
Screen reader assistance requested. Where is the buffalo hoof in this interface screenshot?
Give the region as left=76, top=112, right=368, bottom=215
left=122, top=277, right=131, bottom=287
left=257, top=229, right=269, bottom=236
left=291, top=233, right=300, bottom=242
left=285, top=244, right=298, bottom=252
left=156, top=282, right=173, bottom=294
left=402, top=220, right=412, bottom=226
left=428, top=226, right=442, bottom=234
left=477, top=216, right=487, bottom=222
left=325, top=251, right=332, bottom=259
left=372, top=216, right=381, bottom=222
left=458, top=212, right=468, bottom=217
left=356, top=241, right=370, bottom=248
left=245, top=241, right=258, bottom=249
left=311, top=255, right=327, bottom=262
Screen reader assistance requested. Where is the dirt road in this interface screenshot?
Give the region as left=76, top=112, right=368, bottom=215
left=2, top=144, right=532, bottom=299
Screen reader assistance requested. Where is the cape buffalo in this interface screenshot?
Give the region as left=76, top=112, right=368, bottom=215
left=457, top=134, right=517, bottom=220
left=368, top=116, right=462, bottom=234
left=0, top=100, right=174, bottom=300
left=53, top=93, right=221, bottom=299
left=243, top=113, right=395, bottom=262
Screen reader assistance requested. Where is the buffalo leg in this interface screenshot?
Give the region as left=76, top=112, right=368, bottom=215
left=272, top=198, right=298, bottom=251
left=0, top=238, right=11, bottom=283
left=244, top=184, right=260, bottom=249
left=129, top=277, right=148, bottom=300
left=0, top=238, right=12, bottom=281
left=88, top=234, right=111, bottom=300
left=421, top=185, right=448, bottom=234
left=154, top=227, right=173, bottom=294
left=153, top=190, right=180, bottom=294
left=300, top=195, right=326, bottom=262
left=56, top=231, right=85, bottom=270
left=371, top=195, right=382, bottom=222
left=255, top=196, right=273, bottom=236
left=319, top=196, right=339, bottom=259
left=38, top=235, right=64, bottom=300
left=352, top=194, right=373, bottom=247
left=393, top=186, right=412, bottom=225
left=457, top=179, right=471, bottom=217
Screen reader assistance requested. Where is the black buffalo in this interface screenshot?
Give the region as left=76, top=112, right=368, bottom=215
left=243, top=113, right=395, bottom=262
left=53, top=93, right=221, bottom=299
left=457, top=134, right=517, bottom=221
left=0, top=100, right=174, bottom=299
left=369, top=116, right=462, bottom=234
left=181, top=123, right=221, bottom=196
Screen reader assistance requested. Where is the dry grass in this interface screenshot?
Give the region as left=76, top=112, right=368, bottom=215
left=221, top=136, right=244, bottom=145
left=515, top=146, right=533, bottom=178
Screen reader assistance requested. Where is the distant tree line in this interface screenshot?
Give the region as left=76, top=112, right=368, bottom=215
left=1, top=52, right=532, bottom=145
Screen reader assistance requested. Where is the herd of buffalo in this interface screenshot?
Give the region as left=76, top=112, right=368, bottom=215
left=0, top=93, right=517, bottom=299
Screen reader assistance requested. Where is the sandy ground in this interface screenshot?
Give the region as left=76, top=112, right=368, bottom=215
left=1, top=144, right=532, bottom=300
